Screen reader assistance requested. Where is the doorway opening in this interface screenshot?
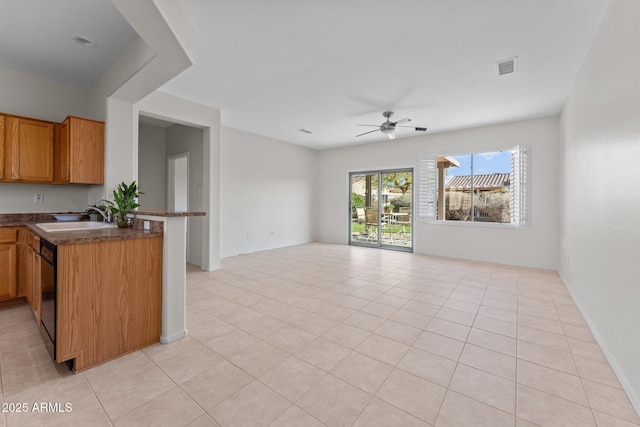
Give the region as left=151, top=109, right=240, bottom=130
left=137, top=116, right=204, bottom=267
left=168, top=152, right=189, bottom=259
left=168, top=153, right=189, bottom=212
left=349, top=168, right=413, bottom=251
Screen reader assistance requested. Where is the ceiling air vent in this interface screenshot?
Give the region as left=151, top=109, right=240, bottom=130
left=497, top=57, right=517, bottom=76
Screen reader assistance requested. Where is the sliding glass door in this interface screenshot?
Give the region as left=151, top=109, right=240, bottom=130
left=349, top=168, right=413, bottom=251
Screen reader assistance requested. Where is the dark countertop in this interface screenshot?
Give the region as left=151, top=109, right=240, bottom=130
left=0, top=212, right=62, bottom=226
left=0, top=213, right=163, bottom=245
left=134, top=209, right=206, bottom=217
left=24, top=223, right=162, bottom=245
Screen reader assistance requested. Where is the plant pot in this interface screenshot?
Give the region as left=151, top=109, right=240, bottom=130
left=115, top=214, right=131, bottom=228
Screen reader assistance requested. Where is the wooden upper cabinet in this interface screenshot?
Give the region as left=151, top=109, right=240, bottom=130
left=0, top=112, right=104, bottom=184
left=0, top=114, right=5, bottom=180
left=4, top=115, right=54, bottom=182
left=55, top=116, right=104, bottom=184
left=55, top=119, right=70, bottom=182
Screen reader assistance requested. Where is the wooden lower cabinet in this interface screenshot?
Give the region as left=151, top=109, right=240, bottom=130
left=0, top=228, right=19, bottom=301
left=0, top=244, right=18, bottom=300
left=23, top=230, right=41, bottom=323
left=56, top=236, right=162, bottom=372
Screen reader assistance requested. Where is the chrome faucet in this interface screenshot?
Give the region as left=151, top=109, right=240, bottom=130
left=84, top=205, right=112, bottom=223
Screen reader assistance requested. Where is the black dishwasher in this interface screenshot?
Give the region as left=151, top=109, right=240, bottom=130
left=40, top=238, right=57, bottom=360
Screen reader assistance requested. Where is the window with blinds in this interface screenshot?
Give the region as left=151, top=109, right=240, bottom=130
left=417, top=145, right=528, bottom=226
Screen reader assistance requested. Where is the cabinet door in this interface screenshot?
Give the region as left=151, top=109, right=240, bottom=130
left=24, top=246, right=32, bottom=306
left=54, top=119, right=70, bottom=183
left=16, top=228, right=30, bottom=299
left=29, top=245, right=41, bottom=323
left=0, top=114, right=5, bottom=180
left=69, top=117, right=104, bottom=184
left=0, top=244, right=18, bottom=300
left=7, top=116, right=54, bottom=182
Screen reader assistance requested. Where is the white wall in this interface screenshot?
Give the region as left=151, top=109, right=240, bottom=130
left=220, top=126, right=318, bottom=258
left=0, top=65, right=98, bottom=213
left=317, top=116, right=560, bottom=270
left=138, top=123, right=167, bottom=209
left=0, top=184, right=90, bottom=214
left=0, top=65, right=93, bottom=122
left=560, top=0, right=640, bottom=411
left=166, top=124, right=204, bottom=266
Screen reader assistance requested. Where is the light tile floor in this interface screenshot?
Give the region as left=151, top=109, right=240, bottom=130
left=1, top=242, right=639, bottom=426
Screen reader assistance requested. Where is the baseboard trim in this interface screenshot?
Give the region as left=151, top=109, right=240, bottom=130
left=160, top=330, right=187, bottom=344
left=559, top=271, right=640, bottom=417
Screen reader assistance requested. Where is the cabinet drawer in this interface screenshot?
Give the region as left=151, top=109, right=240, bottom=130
left=0, top=228, right=18, bottom=243
left=28, top=232, right=40, bottom=250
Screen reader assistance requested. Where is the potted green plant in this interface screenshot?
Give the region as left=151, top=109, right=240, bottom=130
left=105, top=181, right=142, bottom=228
left=383, top=203, right=395, bottom=213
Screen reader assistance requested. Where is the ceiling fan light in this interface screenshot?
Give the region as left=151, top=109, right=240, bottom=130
left=388, top=133, right=395, bottom=140
left=380, top=126, right=394, bottom=134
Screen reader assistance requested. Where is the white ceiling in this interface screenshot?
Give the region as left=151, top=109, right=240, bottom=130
left=0, top=0, right=610, bottom=150
left=0, top=0, right=137, bottom=88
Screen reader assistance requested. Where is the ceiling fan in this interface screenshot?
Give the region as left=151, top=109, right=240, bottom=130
left=356, top=111, right=427, bottom=140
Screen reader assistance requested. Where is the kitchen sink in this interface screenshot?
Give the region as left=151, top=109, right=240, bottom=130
left=36, top=222, right=118, bottom=232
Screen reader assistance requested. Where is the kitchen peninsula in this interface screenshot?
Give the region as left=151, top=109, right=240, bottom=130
left=133, top=210, right=206, bottom=345
left=0, top=213, right=165, bottom=372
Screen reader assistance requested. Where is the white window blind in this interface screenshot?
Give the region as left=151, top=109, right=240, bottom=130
left=510, top=145, right=528, bottom=226
left=417, top=156, right=437, bottom=221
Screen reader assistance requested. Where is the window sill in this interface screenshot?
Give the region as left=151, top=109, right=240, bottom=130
left=427, top=220, right=528, bottom=230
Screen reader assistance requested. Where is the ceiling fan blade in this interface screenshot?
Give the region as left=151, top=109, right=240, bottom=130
left=393, top=118, right=411, bottom=125
left=355, top=112, right=422, bottom=138
left=356, top=128, right=381, bottom=137
left=396, top=125, right=428, bottom=131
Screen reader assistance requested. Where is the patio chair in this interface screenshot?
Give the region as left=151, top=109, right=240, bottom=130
left=364, top=207, right=379, bottom=241
left=397, top=207, right=412, bottom=243
left=356, top=207, right=365, bottom=224
left=398, top=207, right=411, bottom=225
